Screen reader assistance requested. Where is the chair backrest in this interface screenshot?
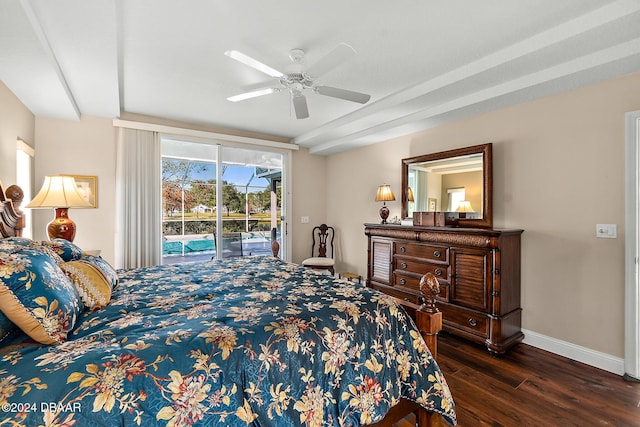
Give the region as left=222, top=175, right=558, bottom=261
left=311, top=224, right=334, bottom=259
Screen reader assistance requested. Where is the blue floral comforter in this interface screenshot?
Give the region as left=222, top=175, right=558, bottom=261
left=0, top=256, right=456, bottom=426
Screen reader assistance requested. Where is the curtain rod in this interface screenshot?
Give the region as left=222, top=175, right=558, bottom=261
left=112, top=119, right=299, bottom=151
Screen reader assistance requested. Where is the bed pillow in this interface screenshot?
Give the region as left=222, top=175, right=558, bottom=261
left=61, top=255, right=117, bottom=309
left=0, top=246, right=83, bottom=345
left=0, top=311, right=16, bottom=343
left=40, top=238, right=83, bottom=262
left=27, top=240, right=66, bottom=266
left=0, top=236, right=33, bottom=252
left=0, top=238, right=66, bottom=267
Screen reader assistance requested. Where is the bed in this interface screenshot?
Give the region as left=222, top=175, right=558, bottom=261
left=0, top=183, right=456, bottom=426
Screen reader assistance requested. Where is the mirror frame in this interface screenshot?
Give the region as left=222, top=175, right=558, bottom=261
left=401, top=143, right=493, bottom=228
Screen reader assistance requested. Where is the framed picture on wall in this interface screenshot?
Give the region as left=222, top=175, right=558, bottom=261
left=71, top=175, right=98, bottom=208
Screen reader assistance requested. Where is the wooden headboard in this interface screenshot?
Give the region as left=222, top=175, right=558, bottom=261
left=0, top=182, right=25, bottom=238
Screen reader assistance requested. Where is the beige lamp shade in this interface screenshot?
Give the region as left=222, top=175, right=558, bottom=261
left=25, top=175, right=91, bottom=242
left=456, top=201, right=474, bottom=212
left=407, top=187, right=415, bottom=202
left=375, top=184, right=396, bottom=203
left=25, top=176, right=92, bottom=209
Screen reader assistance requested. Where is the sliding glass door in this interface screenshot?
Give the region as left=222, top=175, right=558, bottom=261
left=161, top=136, right=285, bottom=263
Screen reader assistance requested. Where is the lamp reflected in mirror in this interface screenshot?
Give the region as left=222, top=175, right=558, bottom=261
left=375, top=184, right=395, bottom=224
left=456, top=200, right=474, bottom=218
left=407, top=187, right=415, bottom=202
left=25, top=175, right=92, bottom=242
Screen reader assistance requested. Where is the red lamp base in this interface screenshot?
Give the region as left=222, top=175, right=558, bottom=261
left=47, top=207, right=76, bottom=242
left=379, top=205, right=390, bottom=224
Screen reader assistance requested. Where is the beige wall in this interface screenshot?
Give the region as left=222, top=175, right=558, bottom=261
left=290, top=147, right=327, bottom=264
left=0, top=82, right=34, bottom=187
left=33, top=116, right=116, bottom=265
left=327, top=72, right=640, bottom=358
left=8, top=72, right=640, bottom=360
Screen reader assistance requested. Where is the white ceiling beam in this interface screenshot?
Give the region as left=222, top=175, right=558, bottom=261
left=19, top=0, right=80, bottom=119
left=299, top=0, right=640, bottom=150
left=309, top=37, right=640, bottom=155
left=115, top=0, right=125, bottom=114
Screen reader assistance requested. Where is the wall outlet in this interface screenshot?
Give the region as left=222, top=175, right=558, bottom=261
left=301, top=216, right=309, bottom=224
left=596, top=224, right=617, bottom=238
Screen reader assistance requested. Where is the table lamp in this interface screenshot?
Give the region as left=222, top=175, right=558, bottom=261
left=407, top=187, right=415, bottom=202
left=375, top=184, right=395, bottom=224
left=25, top=175, right=92, bottom=241
left=456, top=200, right=474, bottom=218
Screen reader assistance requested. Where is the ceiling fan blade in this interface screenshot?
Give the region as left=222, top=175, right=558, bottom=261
left=227, top=87, right=278, bottom=102
left=305, top=43, right=356, bottom=78
left=315, top=86, right=371, bottom=104
left=240, top=80, right=281, bottom=93
left=224, top=50, right=283, bottom=78
left=292, top=93, right=309, bottom=119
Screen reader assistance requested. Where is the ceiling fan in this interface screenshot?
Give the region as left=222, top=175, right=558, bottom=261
left=225, top=43, right=371, bottom=119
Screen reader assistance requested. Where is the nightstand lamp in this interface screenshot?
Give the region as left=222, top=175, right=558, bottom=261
left=375, top=184, right=395, bottom=224
left=25, top=175, right=92, bottom=242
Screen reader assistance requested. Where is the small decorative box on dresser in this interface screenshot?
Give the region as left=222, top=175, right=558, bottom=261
left=365, top=223, right=524, bottom=354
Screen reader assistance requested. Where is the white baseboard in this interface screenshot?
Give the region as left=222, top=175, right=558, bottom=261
left=522, top=329, right=625, bottom=376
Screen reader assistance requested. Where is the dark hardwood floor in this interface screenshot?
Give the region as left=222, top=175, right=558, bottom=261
left=397, top=332, right=640, bottom=427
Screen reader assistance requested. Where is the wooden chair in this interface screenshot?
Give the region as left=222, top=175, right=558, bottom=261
left=302, top=224, right=335, bottom=275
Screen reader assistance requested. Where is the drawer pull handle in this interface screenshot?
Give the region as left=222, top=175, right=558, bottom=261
left=400, top=246, right=406, bottom=253
left=433, top=250, right=441, bottom=258
left=434, top=268, right=442, bottom=276
left=401, top=262, right=408, bottom=269
left=468, top=318, right=478, bottom=327
left=399, top=279, right=406, bottom=285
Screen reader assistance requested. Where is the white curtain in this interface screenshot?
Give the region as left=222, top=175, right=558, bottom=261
left=115, top=128, right=161, bottom=268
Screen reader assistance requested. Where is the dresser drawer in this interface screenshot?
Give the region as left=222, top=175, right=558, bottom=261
left=394, top=258, right=448, bottom=278
left=369, top=283, right=422, bottom=305
left=393, top=271, right=450, bottom=301
left=441, top=304, right=489, bottom=338
left=394, top=242, right=448, bottom=263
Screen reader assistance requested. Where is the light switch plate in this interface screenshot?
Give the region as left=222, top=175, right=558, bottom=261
left=301, top=216, right=309, bottom=224
left=596, top=224, right=617, bottom=238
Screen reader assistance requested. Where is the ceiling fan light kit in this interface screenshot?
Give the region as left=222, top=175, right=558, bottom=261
left=226, top=43, right=371, bottom=119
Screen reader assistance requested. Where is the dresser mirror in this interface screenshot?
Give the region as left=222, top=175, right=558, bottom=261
left=401, top=143, right=493, bottom=228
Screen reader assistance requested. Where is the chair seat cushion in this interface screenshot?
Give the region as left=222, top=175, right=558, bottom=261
left=302, top=257, right=335, bottom=267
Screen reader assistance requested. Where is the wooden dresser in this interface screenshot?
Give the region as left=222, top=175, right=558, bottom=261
left=365, top=223, right=524, bottom=354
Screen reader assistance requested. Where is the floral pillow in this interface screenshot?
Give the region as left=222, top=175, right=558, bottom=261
left=61, top=255, right=118, bottom=310
left=40, top=238, right=83, bottom=262
left=0, top=238, right=65, bottom=266
left=0, top=236, right=32, bottom=252
left=0, top=245, right=83, bottom=345
left=0, top=311, right=15, bottom=343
